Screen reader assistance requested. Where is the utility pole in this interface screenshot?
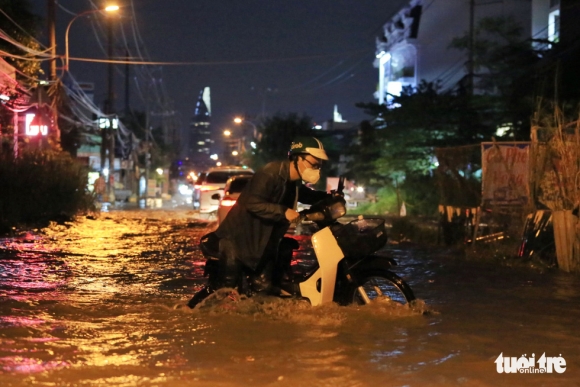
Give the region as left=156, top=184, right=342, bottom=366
left=124, top=49, right=131, bottom=116
left=106, top=16, right=116, bottom=202
left=47, top=0, right=61, bottom=147
left=48, top=0, right=57, bottom=80
left=468, top=0, right=475, bottom=95
left=124, top=49, right=130, bottom=193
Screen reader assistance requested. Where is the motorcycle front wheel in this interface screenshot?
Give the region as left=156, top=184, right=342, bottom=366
left=346, top=269, right=415, bottom=306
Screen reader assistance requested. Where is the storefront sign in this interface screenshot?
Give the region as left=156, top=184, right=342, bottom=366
left=481, top=142, right=530, bottom=208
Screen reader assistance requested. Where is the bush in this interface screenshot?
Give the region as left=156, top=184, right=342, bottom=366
left=353, top=186, right=398, bottom=215
left=0, top=149, right=95, bottom=233
left=400, top=175, right=439, bottom=217
left=354, top=175, right=439, bottom=217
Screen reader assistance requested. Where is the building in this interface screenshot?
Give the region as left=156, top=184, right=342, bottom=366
left=319, top=105, right=357, bottom=131
left=531, top=0, right=580, bottom=101
left=0, top=58, right=19, bottom=153
left=185, top=87, right=212, bottom=169
left=374, top=0, right=532, bottom=104
left=316, top=105, right=359, bottom=177
left=0, top=57, right=17, bottom=95
left=0, top=58, right=57, bottom=155
left=532, top=0, right=580, bottom=50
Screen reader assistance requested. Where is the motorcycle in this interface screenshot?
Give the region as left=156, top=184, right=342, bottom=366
left=189, top=177, right=415, bottom=308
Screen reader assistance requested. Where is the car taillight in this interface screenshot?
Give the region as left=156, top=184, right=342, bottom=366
left=201, top=185, right=220, bottom=191
left=221, top=197, right=237, bottom=207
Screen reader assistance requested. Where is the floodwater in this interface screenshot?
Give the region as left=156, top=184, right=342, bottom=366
left=0, top=208, right=579, bottom=387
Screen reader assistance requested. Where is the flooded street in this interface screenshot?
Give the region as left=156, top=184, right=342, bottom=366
left=1, top=208, right=579, bottom=387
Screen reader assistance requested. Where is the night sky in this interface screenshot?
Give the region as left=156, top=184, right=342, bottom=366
left=31, top=0, right=410, bottom=137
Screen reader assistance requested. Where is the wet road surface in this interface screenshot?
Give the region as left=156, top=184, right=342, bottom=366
left=0, top=208, right=579, bottom=386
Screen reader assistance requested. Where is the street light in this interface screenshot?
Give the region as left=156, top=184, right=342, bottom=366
left=233, top=116, right=260, bottom=147
left=233, top=116, right=258, bottom=134
left=64, top=5, right=119, bottom=71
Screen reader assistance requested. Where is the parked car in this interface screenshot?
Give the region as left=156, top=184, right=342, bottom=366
left=213, top=175, right=253, bottom=224
left=195, top=166, right=254, bottom=214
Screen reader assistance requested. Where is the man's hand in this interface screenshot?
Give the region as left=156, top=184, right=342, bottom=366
left=285, top=208, right=300, bottom=222
left=330, top=190, right=344, bottom=198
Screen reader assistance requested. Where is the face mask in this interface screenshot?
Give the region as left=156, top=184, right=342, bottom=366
left=302, top=168, right=320, bottom=184
left=300, top=160, right=321, bottom=184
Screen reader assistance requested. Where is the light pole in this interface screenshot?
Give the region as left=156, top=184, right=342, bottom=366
left=222, top=129, right=235, bottom=165
left=104, top=11, right=116, bottom=203
left=233, top=116, right=259, bottom=154
left=64, top=4, right=119, bottom=203
left=64, top=5, right=119, bottom=72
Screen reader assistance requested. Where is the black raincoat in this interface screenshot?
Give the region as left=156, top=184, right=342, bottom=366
left=214, top=160, right=328, bottom=270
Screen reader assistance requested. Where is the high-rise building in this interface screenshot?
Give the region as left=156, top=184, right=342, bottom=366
left=186, top=87, right=212, bottom=168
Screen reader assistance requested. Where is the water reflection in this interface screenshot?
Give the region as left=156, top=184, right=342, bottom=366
left=0, top=210, right=579, bottom=386
left=0, top=211, right=210, bottom=381
left=0, top=253, right=70, bottom=298
left=0, top=357, right=70, bottom=373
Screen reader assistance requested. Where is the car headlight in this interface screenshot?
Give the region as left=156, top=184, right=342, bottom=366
left=178, top=184, right=193, bottom=196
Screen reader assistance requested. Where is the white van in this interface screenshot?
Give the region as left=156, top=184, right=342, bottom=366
left=196, top=166, right=254, bottom=214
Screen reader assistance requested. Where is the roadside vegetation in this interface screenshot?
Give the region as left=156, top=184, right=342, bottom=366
left=0, top=149, right=95, bottom=234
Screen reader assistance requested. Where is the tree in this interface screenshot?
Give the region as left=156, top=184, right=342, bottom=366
left=357, top=81, right=492, bottom=179
left=354, top=81, right=494, bottom=216
left=345, top=120, right=383, bottom=187
left=250, top=112, right=316, bottom=169
left=0, top=0, right=43, bottom=82
left=450, top=16, right=542, bottom=139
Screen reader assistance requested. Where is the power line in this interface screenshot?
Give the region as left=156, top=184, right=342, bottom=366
left=64, top=49, right=372, bottom=66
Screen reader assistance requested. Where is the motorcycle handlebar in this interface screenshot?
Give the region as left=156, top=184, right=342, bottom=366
left=295, top=177, right=347, bottom=225
left=298, top=211, right=324, bottom=223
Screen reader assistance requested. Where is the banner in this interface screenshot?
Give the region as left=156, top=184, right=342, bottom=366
left=481, top=142, right=530, bottom=208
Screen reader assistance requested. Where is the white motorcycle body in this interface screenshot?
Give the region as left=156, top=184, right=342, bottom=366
left=298, top=226, right=344, bottom=306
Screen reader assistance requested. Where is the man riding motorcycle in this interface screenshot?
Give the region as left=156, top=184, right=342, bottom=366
left=187, top=136, right=333, bottom=308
